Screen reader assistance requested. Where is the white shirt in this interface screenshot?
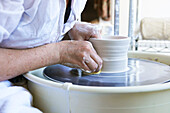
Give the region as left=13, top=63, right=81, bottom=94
left=0, top=81, right=42, bottom=113
left=0, top=0, right=87, bottom=49
left=0, top=1, right=87, bottom=112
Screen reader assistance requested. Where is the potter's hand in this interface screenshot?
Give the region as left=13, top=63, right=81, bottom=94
left=68, top=22, right=102, bottom=41
left=58, top=40, right=102, bottom=72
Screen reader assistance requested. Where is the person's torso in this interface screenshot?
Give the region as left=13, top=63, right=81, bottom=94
left=0, top=0, right=86, bottom=49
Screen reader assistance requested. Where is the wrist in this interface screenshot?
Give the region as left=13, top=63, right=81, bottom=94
left=46, top=43, right=61, bottom=64
left=54, top=41, right=68, bottom=64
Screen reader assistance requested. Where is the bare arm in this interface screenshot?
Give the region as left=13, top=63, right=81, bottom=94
left=0, top=43, right=60, bottom=81
left=0, top=40, right=102, bottom=81
left=0, top=22, right=103, bottom=81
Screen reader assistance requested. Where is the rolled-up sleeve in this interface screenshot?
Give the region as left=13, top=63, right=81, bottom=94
left=0, top=0, right=24, bottom=43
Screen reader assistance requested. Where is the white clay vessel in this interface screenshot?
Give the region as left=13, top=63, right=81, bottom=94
left=90, top=35, right=130, bottom=73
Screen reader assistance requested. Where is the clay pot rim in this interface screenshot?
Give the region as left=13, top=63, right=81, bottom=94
left=90, top=36, right=130, bottom=42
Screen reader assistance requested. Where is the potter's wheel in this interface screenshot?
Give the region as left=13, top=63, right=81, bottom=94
left=43, top=58, right=170, bottom=87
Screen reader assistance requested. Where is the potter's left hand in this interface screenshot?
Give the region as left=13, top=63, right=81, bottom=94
left=68, top=22, right=102, bottom=41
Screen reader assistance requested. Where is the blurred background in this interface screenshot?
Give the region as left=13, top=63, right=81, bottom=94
left=81, top=0, right=170, bottom=53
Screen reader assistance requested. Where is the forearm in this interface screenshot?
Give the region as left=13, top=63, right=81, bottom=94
left=0, top=43, right=60, bottom=81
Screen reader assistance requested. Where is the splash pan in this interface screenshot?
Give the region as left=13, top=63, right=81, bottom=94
left=24, top=52, right=170, bottom=113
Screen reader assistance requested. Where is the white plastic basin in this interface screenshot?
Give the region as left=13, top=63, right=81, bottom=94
left=24, top=51, right=170, bottom=113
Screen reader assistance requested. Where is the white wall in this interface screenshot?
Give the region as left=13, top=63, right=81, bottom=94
left=139, top=0, right=170, bottom=20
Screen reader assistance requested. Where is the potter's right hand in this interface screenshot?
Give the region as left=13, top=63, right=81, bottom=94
left=58, top=40, right=103, bottom=72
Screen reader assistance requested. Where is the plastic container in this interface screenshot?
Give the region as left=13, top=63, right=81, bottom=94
left=24, top=51, right=170, bottom=113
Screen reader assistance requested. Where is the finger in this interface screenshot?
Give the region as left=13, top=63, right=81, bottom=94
left=78, top=59, right=91, bottom=72
left=86, top=41, right=97, bottom=54
left=87, top=41, right=103, bottom=71
left=90, top=53, right=103, bottom=72
left=90, top=25, right=102, bottom=39
left=83, top=56, right=98, bottom=72
left=77, top=36, right=84, bottom=41
left=91, top=33, right=102, bottom=39
left=67, top=58, right=91, bottom=72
